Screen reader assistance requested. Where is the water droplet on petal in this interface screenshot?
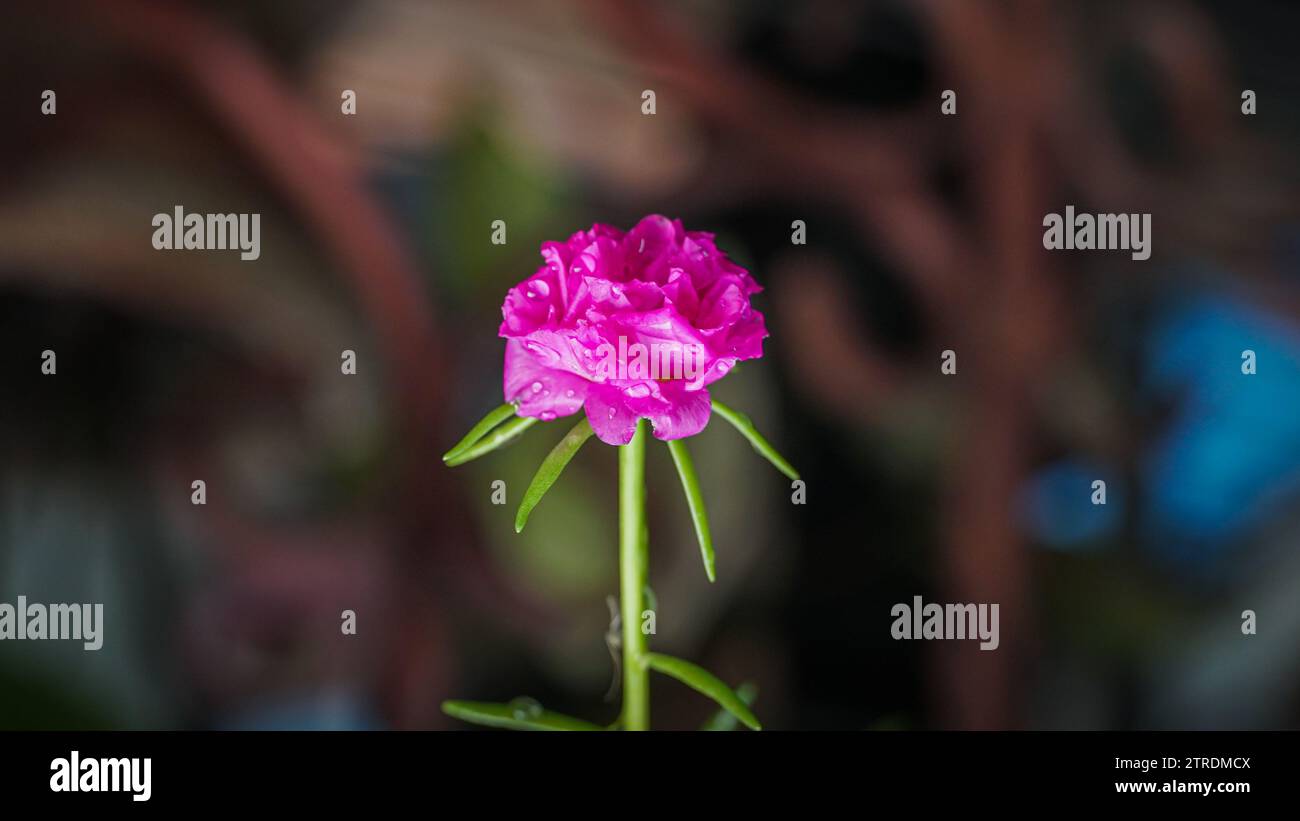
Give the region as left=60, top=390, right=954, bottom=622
left=565, top=389, right=576, bottom=398
left=530, top=280, right=550, bottom=298
left=607, top=408, right=616, bottom=419
left=509, top=697, right=543, bottom=721
left=625, top=384, right=650, bottom=398
left=539, top=411, right=556, bottom=421
left=530, top=381, right=544, bottom=394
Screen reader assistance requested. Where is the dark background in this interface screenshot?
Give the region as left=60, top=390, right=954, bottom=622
left=1, top=0, right=1298, bottom=730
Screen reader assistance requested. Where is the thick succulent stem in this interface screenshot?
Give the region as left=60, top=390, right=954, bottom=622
left=619, top=419, right=650, bottom=730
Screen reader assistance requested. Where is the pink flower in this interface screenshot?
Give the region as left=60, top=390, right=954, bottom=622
left=500, top=215, right=767, bottom=445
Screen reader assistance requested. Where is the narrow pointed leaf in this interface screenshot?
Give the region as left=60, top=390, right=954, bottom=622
left=702, top=682, right=759, bottom=731
left=710, top=400, right=800, bottom=481
left=642, top=584, right=658, bottom=614
left=441, top=699, right=603, bottom=731
left=443, top=403, right=517, bottom=462
left=515, top=418, right=595, bottom=533
left=643, top=652, right=762, bottom=730
left=666, top=439, right=715, bottom=582
left=444, top=415, right=538, bottom=467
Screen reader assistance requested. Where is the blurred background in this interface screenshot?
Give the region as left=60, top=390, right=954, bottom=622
left=1, top=0, right=1298, bottom=730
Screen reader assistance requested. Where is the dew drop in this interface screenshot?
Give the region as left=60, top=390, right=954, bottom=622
left=509, top=697, right=543, bottom=721
left=530, top=280, right=550, bottom=298
left=565, top=389, right=576, bottom=398
left=539, top=411, right=556, bottom=421
left=530, top=381, right=544, bottom=394
left=625, top=384, right=650, bottom=398
left=607, top=408, right=617, bottom=419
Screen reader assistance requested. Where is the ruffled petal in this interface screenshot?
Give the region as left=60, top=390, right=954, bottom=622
left=583, top=381, right=712, bottom=445
left=641, top=382, right=712, bottom=441
left=583, top=383, right=641, bottom=445
left=500, top=215, right=764, bottom=437
left=503, top=339, right=590, bottom=420
left=592, top=309, right=711, bottom=389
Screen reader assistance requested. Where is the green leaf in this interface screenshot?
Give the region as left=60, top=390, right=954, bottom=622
left=443, top=403, right=517, bottom=463
left=441, top=699, right=603, bottom=731
left=701, top=682, right=759, bottom=731
left=515, top=418, right=595, bottom=533
left=642, top=584, right=658, bottom=614
left=710, top=400, right=800, bottom=481
left=443, top=415, right=538, bottom=467
left=642, top=653, right=762, bottom=731
left=666, top=440, right=716, bottom=582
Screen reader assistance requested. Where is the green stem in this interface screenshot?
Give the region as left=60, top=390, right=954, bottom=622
left=619, top=419, right=650, bottom=731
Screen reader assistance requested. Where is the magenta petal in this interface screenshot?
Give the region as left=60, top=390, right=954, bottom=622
left=584, top=383, right=640, bottom=445
left=503, top=339, right=589, bottom=420
left=501, top=216, right=766, bottom=431
left=642, top=382, right=712, bottom=441
left=661, top=268, right=700, bottom=321
left=584, top=381, right=712, bottom=445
